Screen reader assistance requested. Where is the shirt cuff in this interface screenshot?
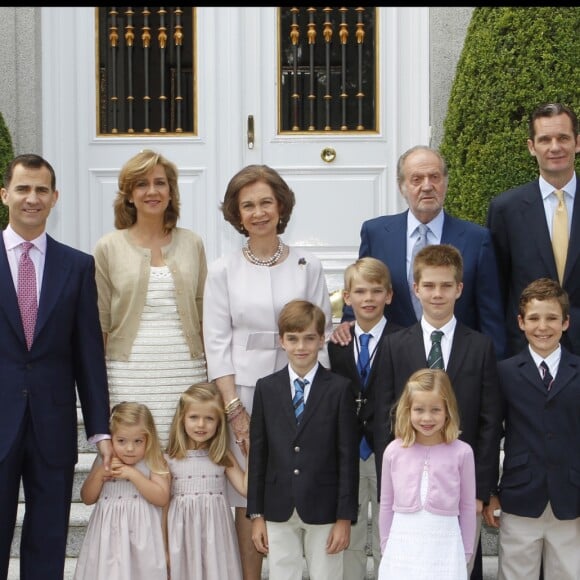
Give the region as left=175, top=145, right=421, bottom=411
left=88, top=433, right=112, bottom=445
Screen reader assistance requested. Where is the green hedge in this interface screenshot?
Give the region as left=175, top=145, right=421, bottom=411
left=441, top=7, right=580, bottom=225
left=0, top=111, right=14, bottom=229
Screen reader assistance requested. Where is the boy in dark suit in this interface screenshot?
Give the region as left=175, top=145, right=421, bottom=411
left=373, top=243, right=502, bottom=577
left=247, top=299, right=359, bottom=580
left=328, top=257, right=402, bottom=580
left=483, top=278, right=580, bottom=579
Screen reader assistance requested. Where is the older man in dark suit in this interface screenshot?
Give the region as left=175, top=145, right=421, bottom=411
left=0, top=154, right=112, bottom=580
left=336, top=145, right=507, bottom=361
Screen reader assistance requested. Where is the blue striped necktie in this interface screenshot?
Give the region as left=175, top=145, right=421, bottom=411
left=358, top=333, right=373, bottom=460
left=293, top=378, right=307, bottom=424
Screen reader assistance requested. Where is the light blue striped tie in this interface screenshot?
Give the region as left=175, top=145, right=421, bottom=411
left=293, top=378, right=307, bottom=424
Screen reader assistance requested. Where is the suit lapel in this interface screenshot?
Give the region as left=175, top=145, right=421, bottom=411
left=516, top=351, right=550, bottom=396
left=347, top=328, right=363, bottom=388
left=384, top=213, right=414, bottom=313
left=548, top=348, right=579, bottom=400
left=0, top=235, right=27, bottom=345
left=298, top=366, right=329, bottom=431
left=34, top=236, right=72, bottom=342
left=564, top=180, right=580, bottom=284
left=520, top=184, right=558, bottom=278
left=406, top=324, right=429, bottom=369
left=446, top=323, right=471, bottom=381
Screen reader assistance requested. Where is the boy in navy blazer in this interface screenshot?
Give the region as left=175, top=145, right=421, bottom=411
left=483, top=278, right=580, bottom=580
left=247, top=299, right=359, bottom=580
left=328, top=257, right=402, bottom=580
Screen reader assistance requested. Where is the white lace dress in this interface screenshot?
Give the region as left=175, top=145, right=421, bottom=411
left=378, top=462, right=467, bottom=580
left=107, top=266, right=207, bottom=446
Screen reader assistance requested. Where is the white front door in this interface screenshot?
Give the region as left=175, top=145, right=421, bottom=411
left=41, top=7, right=429, bottom=297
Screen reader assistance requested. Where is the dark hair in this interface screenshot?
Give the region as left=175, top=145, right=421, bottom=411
left=278, top=299, right=326, bottom=337
left=528, top=103, right=578, bottom=141
left=413, top=243, right=463, bottom=284
left=113, top=149, right=181, bottom=233
left=221, top=164, right=295, bottom=236
left=4, top=154, right=56, bottom=191
left=518, top=277, right=569, bottom=320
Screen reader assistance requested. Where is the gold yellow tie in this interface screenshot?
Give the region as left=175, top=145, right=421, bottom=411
left=552, top=189, right=568, bottom=284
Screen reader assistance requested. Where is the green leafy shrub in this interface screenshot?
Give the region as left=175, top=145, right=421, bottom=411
left=441, top=7, right=580, bottom=225
left=0, top=111, right=15, bottom=229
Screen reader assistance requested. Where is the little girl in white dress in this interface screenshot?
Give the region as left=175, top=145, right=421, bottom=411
left=74, top=402, right=170, bottom=580
left=378, top=368, right=476, bottom=580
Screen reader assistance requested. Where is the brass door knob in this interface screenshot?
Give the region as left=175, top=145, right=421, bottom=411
left=321, top=147, right=336, bottom=163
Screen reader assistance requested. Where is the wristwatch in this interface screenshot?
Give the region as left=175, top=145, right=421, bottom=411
left=249, top=513, right=263, bottom=520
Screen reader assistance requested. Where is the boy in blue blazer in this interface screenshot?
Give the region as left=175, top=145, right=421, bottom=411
left=483, top=278, right=580, bottom=580
left=247, top=299, right=359, bottom=580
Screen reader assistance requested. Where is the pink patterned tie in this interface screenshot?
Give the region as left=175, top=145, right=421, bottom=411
left=18, top=241, right=38, bottom=350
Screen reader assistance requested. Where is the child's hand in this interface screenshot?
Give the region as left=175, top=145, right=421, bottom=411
left=482, top=495, right=501, bottom=529
left=110, top=457, right=135, bottom=480
left=326, top=519, right=351, bottom=554
left=251, top=518, right=268, bottom=554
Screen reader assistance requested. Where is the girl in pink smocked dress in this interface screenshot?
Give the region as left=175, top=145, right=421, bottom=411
left=164, top=382, right=247, bottom=580
left=74, top=402, right=171, bottom=580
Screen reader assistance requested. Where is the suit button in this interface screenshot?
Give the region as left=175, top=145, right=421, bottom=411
left=294, top=446, right=300, bottom=453
left=293, top=469, right=300, bottom=476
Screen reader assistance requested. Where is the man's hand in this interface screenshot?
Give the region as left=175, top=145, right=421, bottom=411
left=330, top=321, right=354, bottom=345
left=96, top=438, right=113, bottom=472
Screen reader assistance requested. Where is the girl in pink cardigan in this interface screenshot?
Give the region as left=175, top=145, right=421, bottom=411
left=378, top=368, right=476, bottom=580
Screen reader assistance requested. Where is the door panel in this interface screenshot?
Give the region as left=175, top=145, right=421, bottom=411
left=41, top=7, right=429, bottom=299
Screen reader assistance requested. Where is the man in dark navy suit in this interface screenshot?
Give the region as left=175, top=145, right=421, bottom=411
left=335, top=145, right=507, bottom=362
left=0, top=154, right=112, bottom=580
left=487, top=102, right=580, bottom=357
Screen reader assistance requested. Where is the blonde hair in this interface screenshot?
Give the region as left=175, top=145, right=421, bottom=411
left=344, top=256, right=392, bottom=292
left=393, top=368, right=461, bottom=447
left=113, top=149, right=181, bottom=233
left=166, top=382, right=232, bottom=466
left=109, top=402, right=168, bottom=474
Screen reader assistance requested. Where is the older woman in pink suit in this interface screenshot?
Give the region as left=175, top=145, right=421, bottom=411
left=203, top=164, right=332, bottom=580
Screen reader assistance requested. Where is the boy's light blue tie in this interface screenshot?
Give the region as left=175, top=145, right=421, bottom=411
left=293, top=378, right=307, bottom=424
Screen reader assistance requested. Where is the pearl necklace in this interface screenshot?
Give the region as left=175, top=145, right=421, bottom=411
left=243, top=237, right=285, bottom=267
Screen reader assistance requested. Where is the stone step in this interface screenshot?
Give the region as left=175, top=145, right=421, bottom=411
left=8, top=555, right=500, bottom=579
left=12, top=501, right=94, bottom=559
